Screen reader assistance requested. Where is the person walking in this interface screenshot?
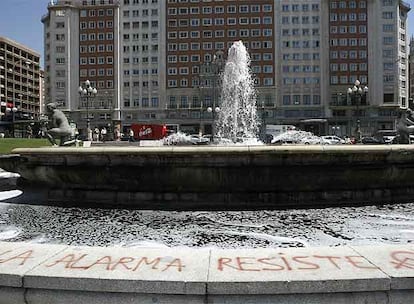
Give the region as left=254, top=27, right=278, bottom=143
left=100, top=127, right=107, bottom=142
left=26, top=125, right=33, bottom=139
left=114, top=127, right=121, bottom=141
left=129, top=128, right=135, bottom=142
left=93, top=127, right=100, bottom=142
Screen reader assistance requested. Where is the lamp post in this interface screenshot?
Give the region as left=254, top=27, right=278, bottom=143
left=331, top=125, right=340, bottom=136
left=207, top=106, right=220, bottom=136
left=78, top=80, right=97, bottom=141
left=347, top=80, right=368, bottom=143
left=6, top=106, right=18, bottom=138
left=261, top=101, right=266, bottom=141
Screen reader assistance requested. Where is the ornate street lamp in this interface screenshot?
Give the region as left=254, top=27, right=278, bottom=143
left=260, top=101, right=266, bottom=141
left=347, top=80, right=368, bottom=143
left=6, top=106, right=18, bottom=138
left=207, top=106, right=220, bottom=136
left=78, top=80, right=97, bottom=141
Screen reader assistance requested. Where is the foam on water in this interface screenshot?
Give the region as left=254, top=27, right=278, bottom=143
left=0, top=226, right=21, bottom=240
left=0, top=190, right=22, bottom=201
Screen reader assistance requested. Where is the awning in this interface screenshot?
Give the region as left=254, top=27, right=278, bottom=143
left=300, top=119, right=328, bottom=124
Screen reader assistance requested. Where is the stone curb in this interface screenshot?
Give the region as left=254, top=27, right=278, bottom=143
left=0, top=242, right=413, bottom=296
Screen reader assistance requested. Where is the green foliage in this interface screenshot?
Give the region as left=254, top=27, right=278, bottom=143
left=0, top=138, right=52, bottom=154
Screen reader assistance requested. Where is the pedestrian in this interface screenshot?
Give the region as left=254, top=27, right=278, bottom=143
left=100, top=127, right=107, bottom=142
left=26, top=125, right=33, bottom=139
left=129, top=128, right=135, bottom=142
left=93, top=127, right=100, bottom=141
left=114, top=128, right=121, bottom=141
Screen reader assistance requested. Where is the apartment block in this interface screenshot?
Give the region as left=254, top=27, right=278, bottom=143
left=42, top=0, right=121, bottom=136
left=121, top=0, right=166, bottom=130
left=165, top=0, right=276, bottom=135
left=324, top=0, right=410, bottom=136
left=369, top=0, right=410, bottom=131
left=275, top=1, right=325, bottom=135
left=409, top=36, right=414, bottom=104
left=0, top=37, right=41, bottom=136
left=325, top=0, right=370, bottom=136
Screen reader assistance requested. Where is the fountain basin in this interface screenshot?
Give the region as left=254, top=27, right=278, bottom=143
left=2, top=145, right=414, bottom=209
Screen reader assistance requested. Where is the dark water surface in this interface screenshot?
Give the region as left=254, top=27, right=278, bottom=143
left=0, top=192, right=413, bottom=248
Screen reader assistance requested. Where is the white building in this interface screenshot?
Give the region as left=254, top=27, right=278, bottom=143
left=275, top=1, right=326, bottom=135
left=121, top=0, right=166, bottom=131
left=42, top=0, right=121, bottom=136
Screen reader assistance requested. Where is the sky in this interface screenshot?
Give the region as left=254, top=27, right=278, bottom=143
left=0, top=0, right=414, bottom=68
left=0, top=0, right=51, bottom=65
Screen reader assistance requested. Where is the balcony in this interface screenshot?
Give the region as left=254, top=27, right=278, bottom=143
left=330, top=100, right=369, bottom=107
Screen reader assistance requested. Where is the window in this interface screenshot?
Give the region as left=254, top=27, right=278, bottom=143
left=56, top=34, right=65, bottom=41
left=56, top=81, right=66, bottom=89
left=263, top=17, right=272, bottom=25
left=56, top=46, right=65, bottom=53
left=227, top=5, right=236, bottom=13
left=263, top=65, right=273, bottom=73
left=263, top=78, right=273, bottom=86
left=263, top=4, right=272, bottom=12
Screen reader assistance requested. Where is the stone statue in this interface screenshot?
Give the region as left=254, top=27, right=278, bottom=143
left=45, top=102, right=74, bottom=146
left=395, top=108, right=414, bottom=144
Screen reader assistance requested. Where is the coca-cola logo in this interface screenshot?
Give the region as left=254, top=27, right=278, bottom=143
left=139, top=127, right=152, bottom=137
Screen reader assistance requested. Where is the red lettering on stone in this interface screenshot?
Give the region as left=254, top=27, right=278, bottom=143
left=85, top=256, right=113, bottom=271
left=390, top=250, right=414, bottom=269
left=45, top=253, right=89, bottom=269
left=162, top=258, right=185, bottom=272
left=257, top=258, right=284, bottom=271
left=111, top=257, right=135, bottom=271
left=345, top=256, right=378, bottom=269
left=0, top=250, right=13, bottom=258
left=313, top=255, right=342, bottom=269
left=218, top=257, right=239, bottom=271
left=0, top=250, right=34, bottom=266
left=292, top=256, right=320, bottom=270
left=236, top=257, right=261, bottom=272
left=279, top=253, right=293, bottom=271
left=132, top=257, right=161, bottom=271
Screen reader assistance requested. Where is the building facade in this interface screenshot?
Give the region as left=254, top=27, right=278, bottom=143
left=276, top=1, right=326, bottom=135
left=121, top=0, right=166, bottom=132
left=42, top=0, right=121, bottom=136
left=42, top=0, right=411, bottom=138
left=165, top=0, right=276, bottom=135
left=0, top=37, right=41, bottom=137
left=367, top=0, right=411, bottom=132
left=409, top=36, right=414, bottom=105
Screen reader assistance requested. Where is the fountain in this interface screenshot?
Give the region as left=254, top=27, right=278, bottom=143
left=215, top=41, right=259, bottom=143
left=2, top=41, right=414, bottom=210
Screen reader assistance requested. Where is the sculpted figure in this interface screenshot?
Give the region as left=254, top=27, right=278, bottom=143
left=395, top=108, right=414, bottom=144
left=45, top=103, right=74, bottom=146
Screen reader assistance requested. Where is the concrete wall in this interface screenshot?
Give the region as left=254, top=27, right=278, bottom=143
left=0, top=241, right=413, bottom=303
left=3, top=145, right=414, bottom=209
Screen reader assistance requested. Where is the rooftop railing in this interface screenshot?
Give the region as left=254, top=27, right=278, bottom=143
left=400, top=0, right=410, bottom=9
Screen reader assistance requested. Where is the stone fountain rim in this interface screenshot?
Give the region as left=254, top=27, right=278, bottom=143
left=10, top=144, right=414, bottom=155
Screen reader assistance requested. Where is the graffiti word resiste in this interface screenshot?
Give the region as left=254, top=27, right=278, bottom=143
left=217, top=254, right=379, bottom=272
